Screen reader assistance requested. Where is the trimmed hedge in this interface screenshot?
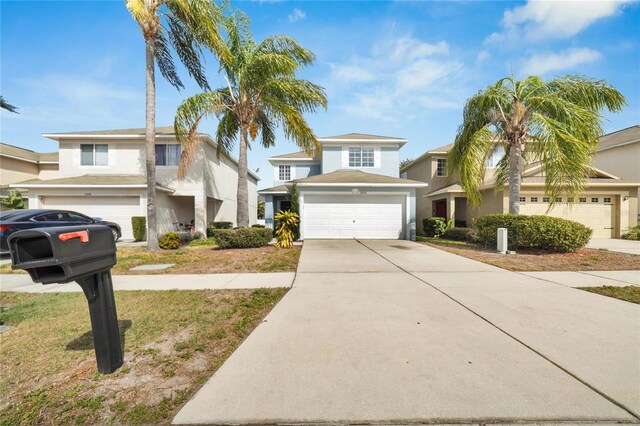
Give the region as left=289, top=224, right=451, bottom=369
left=473, top=214, right=592, bottom=253
left=207, top=221, right=233, bottom=237
left=210, top=227, right=273, bottom=249
left=442, top=227, right=475, bottom=241
left=251, top=224, right=266, bottom=228
left=159, top=232, right=181, bottom=250
left=422, top=217, right=450, bottom=238
left=622, top=225, right=640, bottom=240
left=131, top=216, right=146, bottom=241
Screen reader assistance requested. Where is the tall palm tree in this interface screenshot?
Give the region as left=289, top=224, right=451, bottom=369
left=174, top=11, right=327, bottom=227
left=447, top=75, right=625, bottom=214
left=126, top=0, right=225, bottom=249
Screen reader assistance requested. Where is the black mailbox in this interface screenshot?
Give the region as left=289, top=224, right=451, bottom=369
left=8, top=225, right=123, bottom=374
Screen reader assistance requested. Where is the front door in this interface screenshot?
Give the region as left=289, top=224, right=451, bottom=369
left=434, top=199, right=447, bottom=218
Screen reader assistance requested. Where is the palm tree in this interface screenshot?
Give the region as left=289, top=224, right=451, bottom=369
left=1, top=96, right=18, bottom=113
left=174, top=11, right=327, bottom=227
left=447, top=75, right=625, bottom=214
left=126, top=0, right=225, bottom=249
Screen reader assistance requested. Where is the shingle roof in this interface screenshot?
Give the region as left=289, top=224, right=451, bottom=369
left=318, top=133, right=407, bottom=142
left=12, top=174, right=174, bottom=191
left=596, top=125, right=640, bottom=152
left=269, top=151, right=319, bottom=160
left=0, top=143, right=59, bottom=163
left=44, top=126, right=178, bottom=136
left=258, top=184, right=289, bottom=194
left=292, top=170, right=427, bottom=186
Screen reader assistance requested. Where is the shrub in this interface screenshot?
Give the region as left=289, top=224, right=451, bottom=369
left=442, top=227, right=474, bottom=241
left=473, top=214, right=592, bottom=253
left=131, top=216, right=146, bottom=241
left=210, top=227, right=272, bottom=249
left=422, top=217, right=451, bottom=237
left=207, top=221, right=233, bottom=237
left=251, top=224, right=265, bottom=228
left=622, top=225, right=640, bottom=240
left=159, top=232, right=181, bottom=250
left=275, top=210, right=299, bottom=249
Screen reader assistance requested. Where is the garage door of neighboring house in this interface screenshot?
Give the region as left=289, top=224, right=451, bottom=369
left=41, top=196, right=141, bottom=240
left=303, top=194, right=405, bottom=239
left=519, top=195, right=614, bottom=238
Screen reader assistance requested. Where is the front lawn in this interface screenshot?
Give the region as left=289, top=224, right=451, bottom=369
left=579, top=286, right=640, bottom=304
left=0, top=245, right=301, bottom=275
left=0, top=288, right=287, bottom=425
left=418, top=237, right=640, bottom=271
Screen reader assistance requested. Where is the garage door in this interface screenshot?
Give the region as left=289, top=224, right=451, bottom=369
left=303, top=194, right=405, bottom=239
left=520, top=195, right=614, bottom=238
left=41, top=196, right=141, bottom=239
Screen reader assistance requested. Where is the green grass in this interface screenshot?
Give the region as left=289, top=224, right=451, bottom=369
left=579, top=286, right=640, bottom=304
left=188, top=237, right=217, bottom=247
left=0, top=288, right=288, bottom=425
left=416, top=236, right=473, bottom=247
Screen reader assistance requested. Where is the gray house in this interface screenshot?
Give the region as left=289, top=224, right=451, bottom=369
left=259, top=133, right=427, bottom=240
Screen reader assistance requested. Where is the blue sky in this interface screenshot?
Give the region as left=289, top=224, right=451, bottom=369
left=1, top=0, right=639, bottom=189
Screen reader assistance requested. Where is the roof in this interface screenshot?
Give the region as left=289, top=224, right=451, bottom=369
left=290, top=170, right=428, bottom=187
left=257, top=184, right=289, bottom=194
left=268, top=151, right=320, bottom=161
left=10, top=174, right=174, bottom=192
left=317, top=133, right=407, bottom=145
left=400, top=143, right=453, bottom=173
left=0, top=143, right=59, bottom=164
left=43, top=126, right=178, bottom=137
left=424, top=183, right=465, bottom=198
left=596, top=125, right=640, bottom=152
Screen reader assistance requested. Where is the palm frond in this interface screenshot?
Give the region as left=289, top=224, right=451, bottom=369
left=548, top=75, right=626, bottom=112
left=166, top=15, right=209, bottom=90
left=448, top=125, right=493, bottom=205
left=253, top=108, right=276, bottom=148
left=215, top=110, right=240, bottom=156
left=255, top=35, right=316, bottom=67
left=0, top=96, right=19, bottom=113
left=155, top=31, right=184, bottom=90
left=261, top=78, right=327, bottom=112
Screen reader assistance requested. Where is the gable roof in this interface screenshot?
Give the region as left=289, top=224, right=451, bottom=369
left=289, top=169, right=427, bottom=187
left=596, top=125, right=640, bottom=152
left=0, top=143, right=59, bottom=164
left=268, top=151, right=320, bottom=162
left=317, top=133, right=407, bottom=145
left=43, top=126, right=177, bottom=138
left=10, top=174, right=174, bottom=192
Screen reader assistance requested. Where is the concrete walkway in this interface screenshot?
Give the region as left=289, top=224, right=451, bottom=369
left=522, top=270, right=640, bottom=287
left=588, top=238, right=640, bottom=255
left=0, top=272, right=294, bottom=292
left=174, top=240, right=640, bottom=425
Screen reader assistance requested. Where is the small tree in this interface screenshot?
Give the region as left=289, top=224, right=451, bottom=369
left=275, top=210, right=299, bottom=249
left=289, top=183, right=300, bottom=240
left=1, top=190, right=26, bottom=210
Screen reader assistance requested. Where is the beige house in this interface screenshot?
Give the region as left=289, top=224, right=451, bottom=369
left=402, top=126, right=640, bottom=238
left=1, top=127, right=258, bottom=239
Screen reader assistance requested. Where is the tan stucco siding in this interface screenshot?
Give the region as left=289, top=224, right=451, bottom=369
left=37, top=163, right=60, bottom=180
left=404, top=157, right=431, bottom=228
left=467, top=188, right=505, bottom=223
left=0, top=157, right=39, bottom=185
left=593, top=143, right=640, bottom=182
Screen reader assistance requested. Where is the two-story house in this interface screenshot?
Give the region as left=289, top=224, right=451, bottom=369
left=259, top=133, right=428, bottom=240
left=402, top=125, right=640, bottom=238
left=4, top=127, right=258, bottom=239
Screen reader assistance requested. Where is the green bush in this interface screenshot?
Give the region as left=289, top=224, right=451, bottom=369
left=207, top=221, right=233, bottom=237
left=251, top=224, right=265, bottom=228
left=473, top=214, right=592, bottom=253
left=159, top=232, right=181, bottom=250
left=422, top=217, right=450, bottom=237
left=210, top=227, right=273, bottom=249
left=622, top=225, right=640, bottom=240
left=131, top=216, right=146, bottom=241
left=442, top=227, right=474, bottom=241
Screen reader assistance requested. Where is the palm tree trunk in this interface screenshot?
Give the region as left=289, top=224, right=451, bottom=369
left=145, top=38, right=159, bottom=249
left=236, top=127, right=249, bottom=227
left=508, top=141, right=523, bottom=214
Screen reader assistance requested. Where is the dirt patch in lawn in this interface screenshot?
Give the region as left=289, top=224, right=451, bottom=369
left=0, top=245, right=301, bottom=275
left=419, top=238, right=640, bottom=271
left=0, top=288, right=287, bottom=425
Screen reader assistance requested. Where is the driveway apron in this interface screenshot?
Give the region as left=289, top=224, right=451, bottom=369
left=173, top=239, right=639, bottom=424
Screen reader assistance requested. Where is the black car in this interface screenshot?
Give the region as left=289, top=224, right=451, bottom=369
left=0, top=209, right=122, bottom=254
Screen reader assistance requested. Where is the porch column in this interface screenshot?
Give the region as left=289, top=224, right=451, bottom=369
left=264, top=195, right=275, bottom=230
left=194, top=195, right=208, bottom=235
left=447, top=194, right=456, bottom=224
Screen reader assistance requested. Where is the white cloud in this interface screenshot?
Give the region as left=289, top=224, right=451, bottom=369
left=487, top=0, right=633, bottom=43
left=20, top=74, right=137, bottom=103
left=287, top=8, right=306, bottom=23
left=520, top=47, right=603, bottom=75
left=329, top=34, right=465, bottom=122
left=476, top=50, right=490, bottom=62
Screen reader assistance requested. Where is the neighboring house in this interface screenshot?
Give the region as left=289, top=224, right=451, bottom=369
left=2, top=127, right=258, bottom=239
left=402, top=126, right=640, bottom=239
left=259, top=133, right=428, bottom=240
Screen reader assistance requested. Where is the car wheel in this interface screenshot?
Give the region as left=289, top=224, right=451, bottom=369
left=111, top=228, right=120, bottom=242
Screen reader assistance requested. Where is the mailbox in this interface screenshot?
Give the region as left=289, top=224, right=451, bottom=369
left=8, top=225, right=123, bottom=374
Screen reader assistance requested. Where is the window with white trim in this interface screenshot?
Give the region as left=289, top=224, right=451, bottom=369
left=485, top=146, right=505, bottom=168
left=81, top=144, right=108, bottom=166
left=156, top=144, right=182, bottom=166
left=348, top=147, right=375, bottom=167
left=436, top=158, right=446, bottom=177
left=278, top=165, right=291, bottom=181
left=543, top=197, right=550, bottom=203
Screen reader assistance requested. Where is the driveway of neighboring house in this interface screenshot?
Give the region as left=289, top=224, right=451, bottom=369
left=588, top=238, right=640, bottom=255
left=174, top=240, right=639, bottom=425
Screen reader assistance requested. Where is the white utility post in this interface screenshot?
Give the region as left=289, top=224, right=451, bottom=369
left=497, top=228, right=508, bottom=254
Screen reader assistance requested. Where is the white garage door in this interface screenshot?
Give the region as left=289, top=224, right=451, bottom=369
left=520, top=195, right=614, bottom=238
left=41, top=196, right=141, bottom=240
left=303, top=194, right=405, bottom=239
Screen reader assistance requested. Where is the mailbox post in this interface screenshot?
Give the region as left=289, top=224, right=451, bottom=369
left=8, top=225, right=123, bottom=374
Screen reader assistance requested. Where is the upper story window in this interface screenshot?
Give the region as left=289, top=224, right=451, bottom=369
left=348, top=147, right=374, bottom=168
left=156, top=144, right=182, bottom=166
left=436, top=158, right=446, bottom=177
left=279, top=165, right=291, bottom=181
left=81, top=144, right=108, bottom=166
left=485, top=146, right=505, bottom=168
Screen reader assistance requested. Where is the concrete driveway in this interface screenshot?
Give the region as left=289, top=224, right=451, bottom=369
left=174, top=240, right=640, bottom=425
left=588, top=238, right=640, bottom=255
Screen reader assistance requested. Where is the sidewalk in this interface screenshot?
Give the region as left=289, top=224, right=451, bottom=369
left=0, top=272, right=295, bottom=293
left=522, top=270, right=640, bottom=287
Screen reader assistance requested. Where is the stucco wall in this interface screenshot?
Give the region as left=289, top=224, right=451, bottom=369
left=271, top=162, right=321, bottom=186
left=321, top=145, right=399, bottom=177
left=0, top=157, right=39, bottom=185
